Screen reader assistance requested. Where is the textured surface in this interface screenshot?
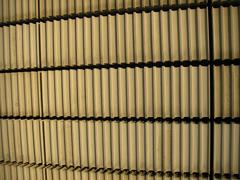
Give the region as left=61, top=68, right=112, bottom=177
left=0, top=0, right=239, bottom=179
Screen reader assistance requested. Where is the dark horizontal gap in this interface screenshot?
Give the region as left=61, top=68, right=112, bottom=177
left=213, top=59, right=240, bottom=66
left=212, top=0, right=240, bottom=8
left=0, top=161, right=210, bottom=177
left=0, top=60, right=210, bottom=73
left=0, top=160, right=239, bottom=178
left=0, top=1, right=239, bottom=27
left=0, top=116, right=239, bottom=123
left=0, top=59, right=239, bottom=73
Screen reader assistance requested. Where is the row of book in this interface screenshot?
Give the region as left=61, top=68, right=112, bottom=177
left=0, top=66, right=239, bottom=118
left=0, top=0, right=210, bottom=22
left=1, top=0, right=239, bottom=23
left=0, top=7, right=239, bottom=69
left=1, top=118, right=239, bottom=176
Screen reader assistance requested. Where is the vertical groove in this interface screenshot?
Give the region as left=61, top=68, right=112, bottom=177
left=208, top=0, right=214, bottom=179
left=228, top=6, right=233, bottom=177
left=37, top=0, right=47, bottom=179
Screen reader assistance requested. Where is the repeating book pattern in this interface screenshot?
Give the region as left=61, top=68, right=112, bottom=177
left=0, top=0, right=240, bottom=180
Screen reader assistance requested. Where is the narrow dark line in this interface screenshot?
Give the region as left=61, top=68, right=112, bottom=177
left=39, top=36, right=47, bottom=180
left=38, top=7, right=45, bottom=153
left=0, top=59, right=240, bottom=73
left=0, top=115, right=239, bottom=123
left=212, top=0, right=240, bottom=8
left=0, top=160, right=240, bottom=178
left=228, top=6, right=233, bottom=178
left=37, top=0, right=47, bottom=179
left=207, top=0, right=214, bottom=179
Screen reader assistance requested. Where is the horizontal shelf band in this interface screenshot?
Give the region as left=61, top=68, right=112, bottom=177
left=0, top=1, right=239, bottom=27
left=212, top=0, right=240, bottom=8
left=0, top=160, right=210, bottom=177
left=0, top=116, right=239, bottom=123
left=0, top=59, right=239, bottom=73
left=0, top=160, right=239, bottom=178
